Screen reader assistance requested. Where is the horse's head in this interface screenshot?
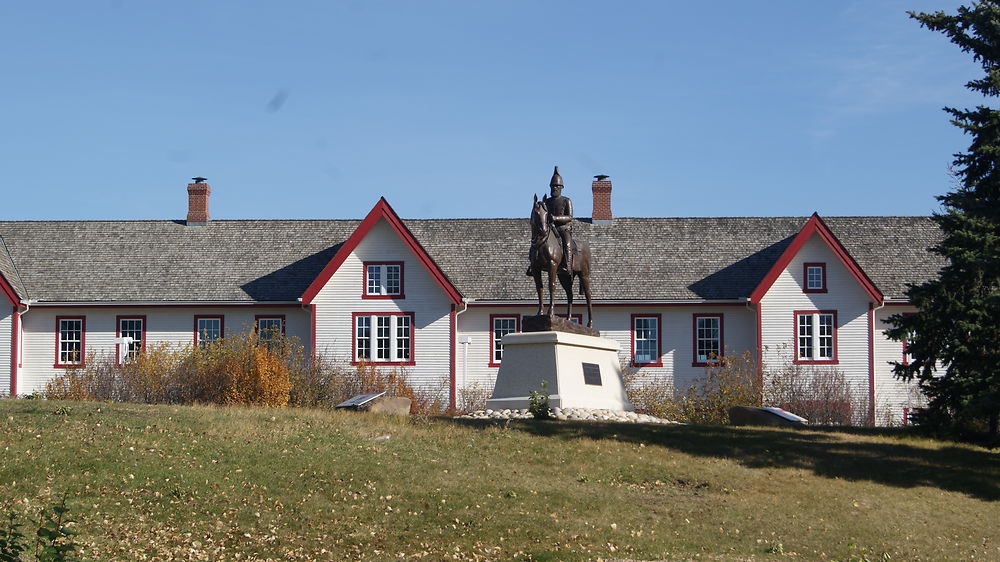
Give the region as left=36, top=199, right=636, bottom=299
left=531, top=194, right=549, bottom=236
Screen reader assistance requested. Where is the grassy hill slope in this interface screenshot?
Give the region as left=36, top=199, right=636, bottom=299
left=0, top=400, right=997, bottom=561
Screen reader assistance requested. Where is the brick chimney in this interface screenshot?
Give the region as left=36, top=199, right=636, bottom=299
left=591, top=174, right=612, bottom=224
left=186, top=177, right=210, bottom=225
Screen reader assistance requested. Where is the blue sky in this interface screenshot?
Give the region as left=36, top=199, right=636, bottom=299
left=0, top=1, right=982, bottom=221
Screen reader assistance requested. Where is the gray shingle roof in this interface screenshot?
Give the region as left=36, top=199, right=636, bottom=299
left=0, top=215, right=944, bottom=304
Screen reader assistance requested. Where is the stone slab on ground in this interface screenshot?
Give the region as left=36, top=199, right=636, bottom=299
left=729, top=406, right=805, bottom=427
left=360, top=396, right=412, bottom=416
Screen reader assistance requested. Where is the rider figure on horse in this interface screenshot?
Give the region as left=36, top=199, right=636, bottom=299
left=546, top=166, right=574, bottom=273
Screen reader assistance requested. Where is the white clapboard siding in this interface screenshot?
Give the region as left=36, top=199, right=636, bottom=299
left=455, top=304, right=756, bottom=406
left=18, top=306, right=308, bottom=395
left=0, top=307, right=11, bottom=395
left=873, top=305, right=924, bottom=425
left=312, top=218, right=453, bottom=400
left=759, top=234, right=873, bottom=402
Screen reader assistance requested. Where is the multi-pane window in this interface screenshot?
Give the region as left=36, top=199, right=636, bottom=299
left=365, top=263, right=403, bottom=297
left=355, top=313, right=413, bottom=363
left=694, top=315, right=722, bottom=364
left=491, top=316, right=519, bottom=364
left=256, top=316, right=284, bottom=347
left=803, top=263, right=826, bottom=292
left=632, top=316, right=660, bottom=365
left=118, top=317, right=144, bottom=362
left=195, top=316, right=223, bottom=347
left=56, top=317, right=85, bottom=366
left=795, top=311, right=836, bottom=362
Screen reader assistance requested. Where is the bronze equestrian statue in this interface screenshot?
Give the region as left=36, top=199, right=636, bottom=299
left=527, top=166, right=594, bottom=327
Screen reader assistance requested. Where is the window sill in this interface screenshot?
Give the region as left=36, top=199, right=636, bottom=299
left=361, top=293, right=405, bottom=300
left=351, top=359, right=415, bottom=367
left=488, top=361, right=503, bottom=368
left=691, top=361, right=721, bottom=368
left=792, top=358, right=839, bottom=365
left=802, top=288, right=828, bottom=294
left=631, top=360, right=663, bottom=368
left=53, top=363, right=85, bottom=369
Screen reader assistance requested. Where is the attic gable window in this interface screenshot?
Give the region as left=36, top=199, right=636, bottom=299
left=364, top=262, right=404, bottom=299
left=803, top=263, right=827, bottom=293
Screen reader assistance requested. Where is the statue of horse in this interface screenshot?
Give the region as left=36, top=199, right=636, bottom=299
left=528, top=194, right=594, bottom=327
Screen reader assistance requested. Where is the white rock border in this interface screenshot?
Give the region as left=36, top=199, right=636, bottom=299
left=455, top=407, right=680, bottom=425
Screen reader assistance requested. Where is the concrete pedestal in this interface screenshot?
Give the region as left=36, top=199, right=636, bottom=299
left=486, top=331, right=633, bottom=411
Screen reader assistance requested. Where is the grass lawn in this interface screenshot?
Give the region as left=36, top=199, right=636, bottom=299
left=0, top=400, right=997, bottom=561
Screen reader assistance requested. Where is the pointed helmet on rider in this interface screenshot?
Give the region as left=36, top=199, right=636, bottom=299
left=549, top=166, right=563, bottom=196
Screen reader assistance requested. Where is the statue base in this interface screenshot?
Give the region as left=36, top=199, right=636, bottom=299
left=486, top=331, right=633, bottom=412
left=523, top=315, right=599, bottom=337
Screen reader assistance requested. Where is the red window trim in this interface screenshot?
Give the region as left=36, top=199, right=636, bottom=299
left=115, top=315, right=147, bottom=364
left=802, top=262, right=828, bottom=293
left=792, top=309, right=839, bottom=365
left=351, top=311, right=416, bottom=366
left=255, top=314, right=286, bottom=335
left=193, top=315, right=225, bottom=346
left=630, top=313, right=663, bottom=367
left=691, top=313, right=724, bottom=367
left=488, top=314, right=521, bottom=367
left=54, top=316, right=86, bottom=369
left=362, top=261, right=405, bottom=300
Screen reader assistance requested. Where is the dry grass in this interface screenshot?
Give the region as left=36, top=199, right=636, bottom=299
left=0, top=400, right=998, bottom=560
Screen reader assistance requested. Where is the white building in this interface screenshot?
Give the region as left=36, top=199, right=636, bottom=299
left=0, top=177, right=943, bottom=424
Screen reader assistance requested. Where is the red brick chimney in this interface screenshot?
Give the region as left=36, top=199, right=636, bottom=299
left=186, top=177, right=210, bottom=225
left=592, top=174, right=612, bottom=224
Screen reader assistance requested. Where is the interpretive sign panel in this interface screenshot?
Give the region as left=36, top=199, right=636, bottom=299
left=335, top=391, right=387, bottom=410
left=582, top=362, right=602, bottom=386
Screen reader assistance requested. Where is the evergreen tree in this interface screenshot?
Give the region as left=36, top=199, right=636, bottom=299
left=887, top=2, right=1000, bottom=437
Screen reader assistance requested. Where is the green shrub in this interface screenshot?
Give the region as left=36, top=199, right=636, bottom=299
left=528, top=380, right=552, bottom=419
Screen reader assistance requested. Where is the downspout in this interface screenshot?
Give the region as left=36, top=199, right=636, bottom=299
left=13, top=299, right=35, bottom=397
left=868, top=300, right=885, bottom=426
left=454, top=298, right=473, bottom=409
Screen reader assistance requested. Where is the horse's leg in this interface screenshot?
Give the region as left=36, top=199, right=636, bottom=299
left=560, top=272, right=574, bottom=320
left=547, top=263, right=558, bottom=317
left=533, top=269, right=544, bottom=316
left=580, top=272, right=594, bottom=328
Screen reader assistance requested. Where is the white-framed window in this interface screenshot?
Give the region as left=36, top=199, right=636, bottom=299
left=631, top=315, right=661, bottom=366
left=693, top=314, right=722, bottom=365
left=364, top=262, right=403, bottom=297
left=491, top=315, right=520, bottom=365
left=117, top=316, right=145, bottom=362
left=256, top=316, right=285, bottom=347
left=56, top=317, right=85, bottom=367
left=195, top=316, right=223, bottom=347
left=803, top=262, right=827, bottom=293
left=354, top=313, right=413, bottom=363
left=795, top=311, right=837, bottom=363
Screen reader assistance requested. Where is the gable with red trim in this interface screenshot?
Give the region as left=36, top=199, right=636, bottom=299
left=301, top=197, right=462, bottom=305
left=749, top=213, right=882, bottom=305
left=0, top=272, right=20, bottom=308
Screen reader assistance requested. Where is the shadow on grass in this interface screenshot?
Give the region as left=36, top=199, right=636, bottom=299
left=450, top=418, right=1000, bottom=501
